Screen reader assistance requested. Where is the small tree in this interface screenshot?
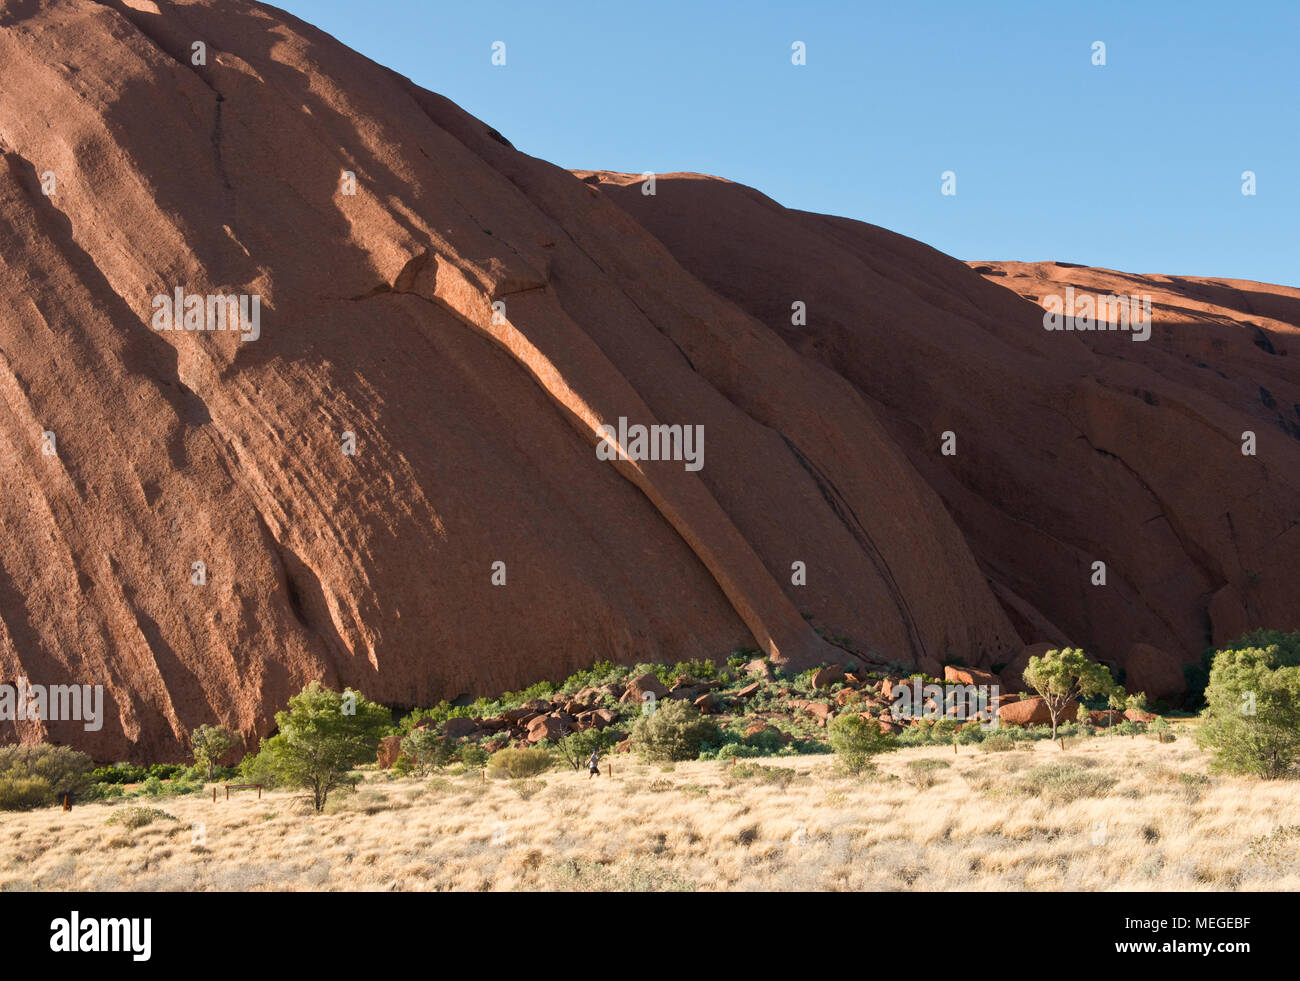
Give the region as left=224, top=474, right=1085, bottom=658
left=828, top=713, right=897, bottom=774
left=189, top=724, right=242, bottom=780
left=1150, top=717, right=1175, bottom=743
left=556, top=728, right=615, bottom=771
left=1022, top=648, right=1117, bottom=740
left=1106, top=692, right=1124, bottom=732
left=1195, top=639, right=1300, bottom=779
left=248, top=681, right=392, bottom=812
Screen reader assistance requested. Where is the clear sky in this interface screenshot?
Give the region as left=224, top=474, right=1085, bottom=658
left=275, top=0, right=1297, bottom=285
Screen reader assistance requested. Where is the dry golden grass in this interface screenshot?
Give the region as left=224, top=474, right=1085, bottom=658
left=3, top=727, right=1297, bottom=891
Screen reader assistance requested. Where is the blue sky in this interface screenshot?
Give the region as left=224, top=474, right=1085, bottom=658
left=276, top=0, right=1297, bottom=285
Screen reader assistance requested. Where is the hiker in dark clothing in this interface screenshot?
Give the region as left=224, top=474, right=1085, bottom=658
left=587, top=749, right=601, bottom=779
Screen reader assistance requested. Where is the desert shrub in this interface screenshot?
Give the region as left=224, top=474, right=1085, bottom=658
left=1018, top=763, right=1117, bottom=803
left=512, top=779, right=546, bottom=800
left=0, top=745, right=94, bottom=797
left=1196, top=634, right=1300, bottom=779
left=400, top=728, right=456, bottom=776
left=724, top=762, right=798, bottom=787
left=828, top=713, right=896, bottom=774
left=105, top=806, right=177, bottom=829
left=84, top=782, right=125, bottom=801
left=907, top=757, right=951, bottom=772
left=903, top=757, right=950, bottom=788
left=1115, top=720, right=1146, bottom=739
left=556, top=728, right=616, bottom=771
left=91, top=763, right=147, bottom=784
left=487, top=747, right=553, bottom=779
left=628, top=700, right=720, bottom=762
left=1150, top=717, right=1176, bottom=743
left=980, top=731, right=1017, bottom=753
left=1247, top=824, right=1300, bottom=863
left=0, top=776, right=54, bottom=811
left=0, top=745, right=94, bottom=809
left=458, top=741, right=490, bottom=769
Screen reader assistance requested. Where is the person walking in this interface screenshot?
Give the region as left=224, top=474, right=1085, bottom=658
left=587, top=748, right=601, bottom=779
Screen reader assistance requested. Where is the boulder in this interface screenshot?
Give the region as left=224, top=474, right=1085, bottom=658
left=943, top=665, right=1000, bottom=689
left=735, top=682, right=762, bottom=699
left=811, top=665, right=845, bottom=689
left=744, top=659, right=774, bottom=680
left=803, top=702, right=832, bottom=724
left=376, top=734, right=403, bottom=769
left=442, top=717, right=478, bottom=739
left=525, top=715, right=568, bottom=743
left=619, top=673, right=670, bottom=705
left=693, top=692, right=719, bottom=714
left=997, top=694, right=1076, bottom=727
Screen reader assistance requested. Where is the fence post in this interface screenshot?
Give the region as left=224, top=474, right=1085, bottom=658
left=212, top=786, right=216, bottom=803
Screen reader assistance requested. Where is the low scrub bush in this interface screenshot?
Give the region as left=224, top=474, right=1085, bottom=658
left=0, top=776, right=54, bottom=811
left=0, top=745, right=94, bottom=809
left=828, top=713, right=896, bottom=774
left=105, top=806, right=177, bottom=829
left=487, top=747, right=553, bottom=779
left=629, top=700, right=720, bottom=762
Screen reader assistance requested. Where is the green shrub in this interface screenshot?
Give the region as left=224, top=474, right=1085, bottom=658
left=400, top=728, right=455, bottom=776
left=106, top=805, right=177, bottom=829
left=0, top=745, right=94, bottom=808
left=980, top=731, right=1017, bottom=753
left=828, top=713, right=896, bottom=774
left=1150, top=717, right=1176, bottom=743
left=724, top=762, right=798, bottom=788
left=902, top=756, right=951, bottom=789
left=458, top=742, right=490, bottom=769
left=487, top=747, right=554, bottom=779
left=556, top=728, right=615, bottom=771
left=1195, top=634, right=1300, bottom=779
left=91, top=763, right=147, bottom=784
left=0, top=776, right=54, bottom=811
left=628, top=700, right=720, bottom=762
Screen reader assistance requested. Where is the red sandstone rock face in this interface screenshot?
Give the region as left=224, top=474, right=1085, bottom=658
left=591, top=173, right=1300, bottom=703
left=0, top=2, right=1293, bottom=762
left=0, top=0, right=1023, bottom=760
